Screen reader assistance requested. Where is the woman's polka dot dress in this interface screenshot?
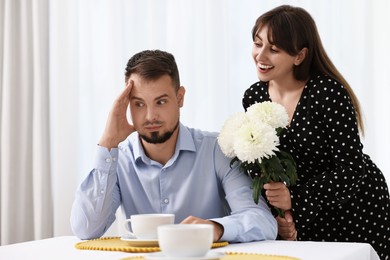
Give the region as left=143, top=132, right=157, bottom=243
left=242, top=74, right=390, bottom=260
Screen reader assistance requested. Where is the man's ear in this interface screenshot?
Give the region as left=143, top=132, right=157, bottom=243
left=177, top=86, right=185, bottom=107
left=294, top=47, right=308, bottom=66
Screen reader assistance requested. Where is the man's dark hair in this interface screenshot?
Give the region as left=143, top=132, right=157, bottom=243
left=125, top=50, right=180, bottom=90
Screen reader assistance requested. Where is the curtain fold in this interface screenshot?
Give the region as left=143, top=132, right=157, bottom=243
left=0, top=0, right=52, bottom=245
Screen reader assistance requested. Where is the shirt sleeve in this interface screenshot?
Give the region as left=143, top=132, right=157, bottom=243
left=210, top=143, right=277, bottom=242
left=70, top=145, right=121, bottom=239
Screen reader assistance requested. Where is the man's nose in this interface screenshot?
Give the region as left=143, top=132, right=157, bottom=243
left=145, top=107, right=158, bottom=121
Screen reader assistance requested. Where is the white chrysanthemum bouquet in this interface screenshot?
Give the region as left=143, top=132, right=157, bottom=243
left=218, top=101, right=297, bottom=217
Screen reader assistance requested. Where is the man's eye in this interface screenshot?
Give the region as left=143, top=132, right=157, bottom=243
left=135, top=102, right=144, bottom=107
left=157, top=100, right=167, bottom=105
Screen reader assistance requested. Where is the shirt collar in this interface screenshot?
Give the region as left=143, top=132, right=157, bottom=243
left=133, top=123, right=196, bottom=165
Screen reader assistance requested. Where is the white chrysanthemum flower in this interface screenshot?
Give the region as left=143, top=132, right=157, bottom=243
left=217, top=112, right=247, bottom=158
left=233, top=120, right=279, bottom=164
left=246, top=101, right=289, bottom=129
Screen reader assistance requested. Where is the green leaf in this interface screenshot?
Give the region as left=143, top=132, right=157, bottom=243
left=258, top=175, right=270, bottom=198
left=277, top=151, right=298, bottom=186
left=264, top=156, right=284, bottom=182
left=275, top=127, right=284, bottom=136
left=279, top=172, right=290, bottom=185
left=252, top=176, right=261, bottom=204
left=278, top=150, right=293, bottom=160
left=285, top=163, right=297, bottom=185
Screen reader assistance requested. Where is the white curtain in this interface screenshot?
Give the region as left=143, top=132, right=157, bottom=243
left=0, top=0, right=52, bottom=245
left=1, top=0, right=390, bottom=245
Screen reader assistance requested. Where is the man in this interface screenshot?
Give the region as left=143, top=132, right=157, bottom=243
left=70, top=50, right=277, bottom=242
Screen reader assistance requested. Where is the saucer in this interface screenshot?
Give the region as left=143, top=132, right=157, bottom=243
left=120, top=237, right=159, bottom=247
left=145, top=251, right=225, bottom=260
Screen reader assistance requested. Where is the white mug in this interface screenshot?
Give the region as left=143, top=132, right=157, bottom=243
left=157, top=224, right=214, bottom=257
left=123, top=213, right=175, bottom=239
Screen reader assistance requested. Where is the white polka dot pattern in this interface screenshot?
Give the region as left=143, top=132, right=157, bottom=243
left=243, top=74, right=390, bottom=260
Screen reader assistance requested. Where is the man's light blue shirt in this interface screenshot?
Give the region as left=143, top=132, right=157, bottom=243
left=70, top=123, right=277, bottom=242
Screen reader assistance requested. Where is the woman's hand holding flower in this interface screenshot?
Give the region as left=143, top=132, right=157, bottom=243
left=218, top=101, right=297, bottom=217
left=263, top=182, right=292, bottom=211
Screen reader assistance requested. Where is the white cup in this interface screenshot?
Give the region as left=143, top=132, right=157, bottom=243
left=157, top=224, right=214, bottom=257
left=123, top=214, right=175, bottom=239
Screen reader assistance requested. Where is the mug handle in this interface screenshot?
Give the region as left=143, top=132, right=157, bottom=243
left=123, top=219, right=136, bottom=238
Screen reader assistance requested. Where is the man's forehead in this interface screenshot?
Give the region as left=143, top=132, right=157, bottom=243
left=129, top=74, right=176, bottom=99
left=129, top=73, right=173, bottom=86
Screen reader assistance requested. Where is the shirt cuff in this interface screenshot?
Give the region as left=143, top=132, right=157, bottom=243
left=209, top=217, right=238, bottom=242
left=94, top=145, right=119, bottom=173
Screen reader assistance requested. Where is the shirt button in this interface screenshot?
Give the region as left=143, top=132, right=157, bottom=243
left=112, top=157, right=116, bottom=162
left=163, top=198, right=169, bottom=204
left=105, top=158, right=111, bottom=163
left=100, top=190, right=105, bottom=194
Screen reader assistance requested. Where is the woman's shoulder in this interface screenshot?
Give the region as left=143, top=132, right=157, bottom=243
left=306, top=74, right=352, bottom=109
left=308, top=74, right=344, bottom=90
left=242, top=81, right=269, bottom=109
left=307, top=74, right=349, bottom=96
left=244, top=81, right=268, bottom=94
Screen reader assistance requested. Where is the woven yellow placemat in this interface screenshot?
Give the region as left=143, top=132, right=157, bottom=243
left=121, top=252, right=300, bottom=260
left=75, top=236, right=229, bottom=253
left=223, top=252, right=300, bottom=260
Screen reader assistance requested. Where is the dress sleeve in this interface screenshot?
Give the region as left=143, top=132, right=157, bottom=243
left=290, top=81, right=366, bottom=229
left=242, top=91, right=251, bottom=111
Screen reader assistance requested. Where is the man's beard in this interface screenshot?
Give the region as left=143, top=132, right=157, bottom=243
left=140, top=120, right=179, bottom=144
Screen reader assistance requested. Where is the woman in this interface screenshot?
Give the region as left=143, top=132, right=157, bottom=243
left=242, top=5, right=389, bottom=259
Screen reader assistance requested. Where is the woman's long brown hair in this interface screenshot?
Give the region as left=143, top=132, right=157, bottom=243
left=252, top=5, right=364, bottom=135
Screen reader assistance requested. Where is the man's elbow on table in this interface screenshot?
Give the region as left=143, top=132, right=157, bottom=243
left=70, top=213, right=106, bottom=240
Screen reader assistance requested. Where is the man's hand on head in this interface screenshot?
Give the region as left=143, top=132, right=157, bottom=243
left=98, top=80, right=135, bottom=150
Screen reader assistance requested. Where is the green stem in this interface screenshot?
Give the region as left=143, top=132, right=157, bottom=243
left=275, top=207, right=285, bottom=218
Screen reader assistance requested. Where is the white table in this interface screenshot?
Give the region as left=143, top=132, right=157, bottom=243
left=0, top=236, right=380, bottom=260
